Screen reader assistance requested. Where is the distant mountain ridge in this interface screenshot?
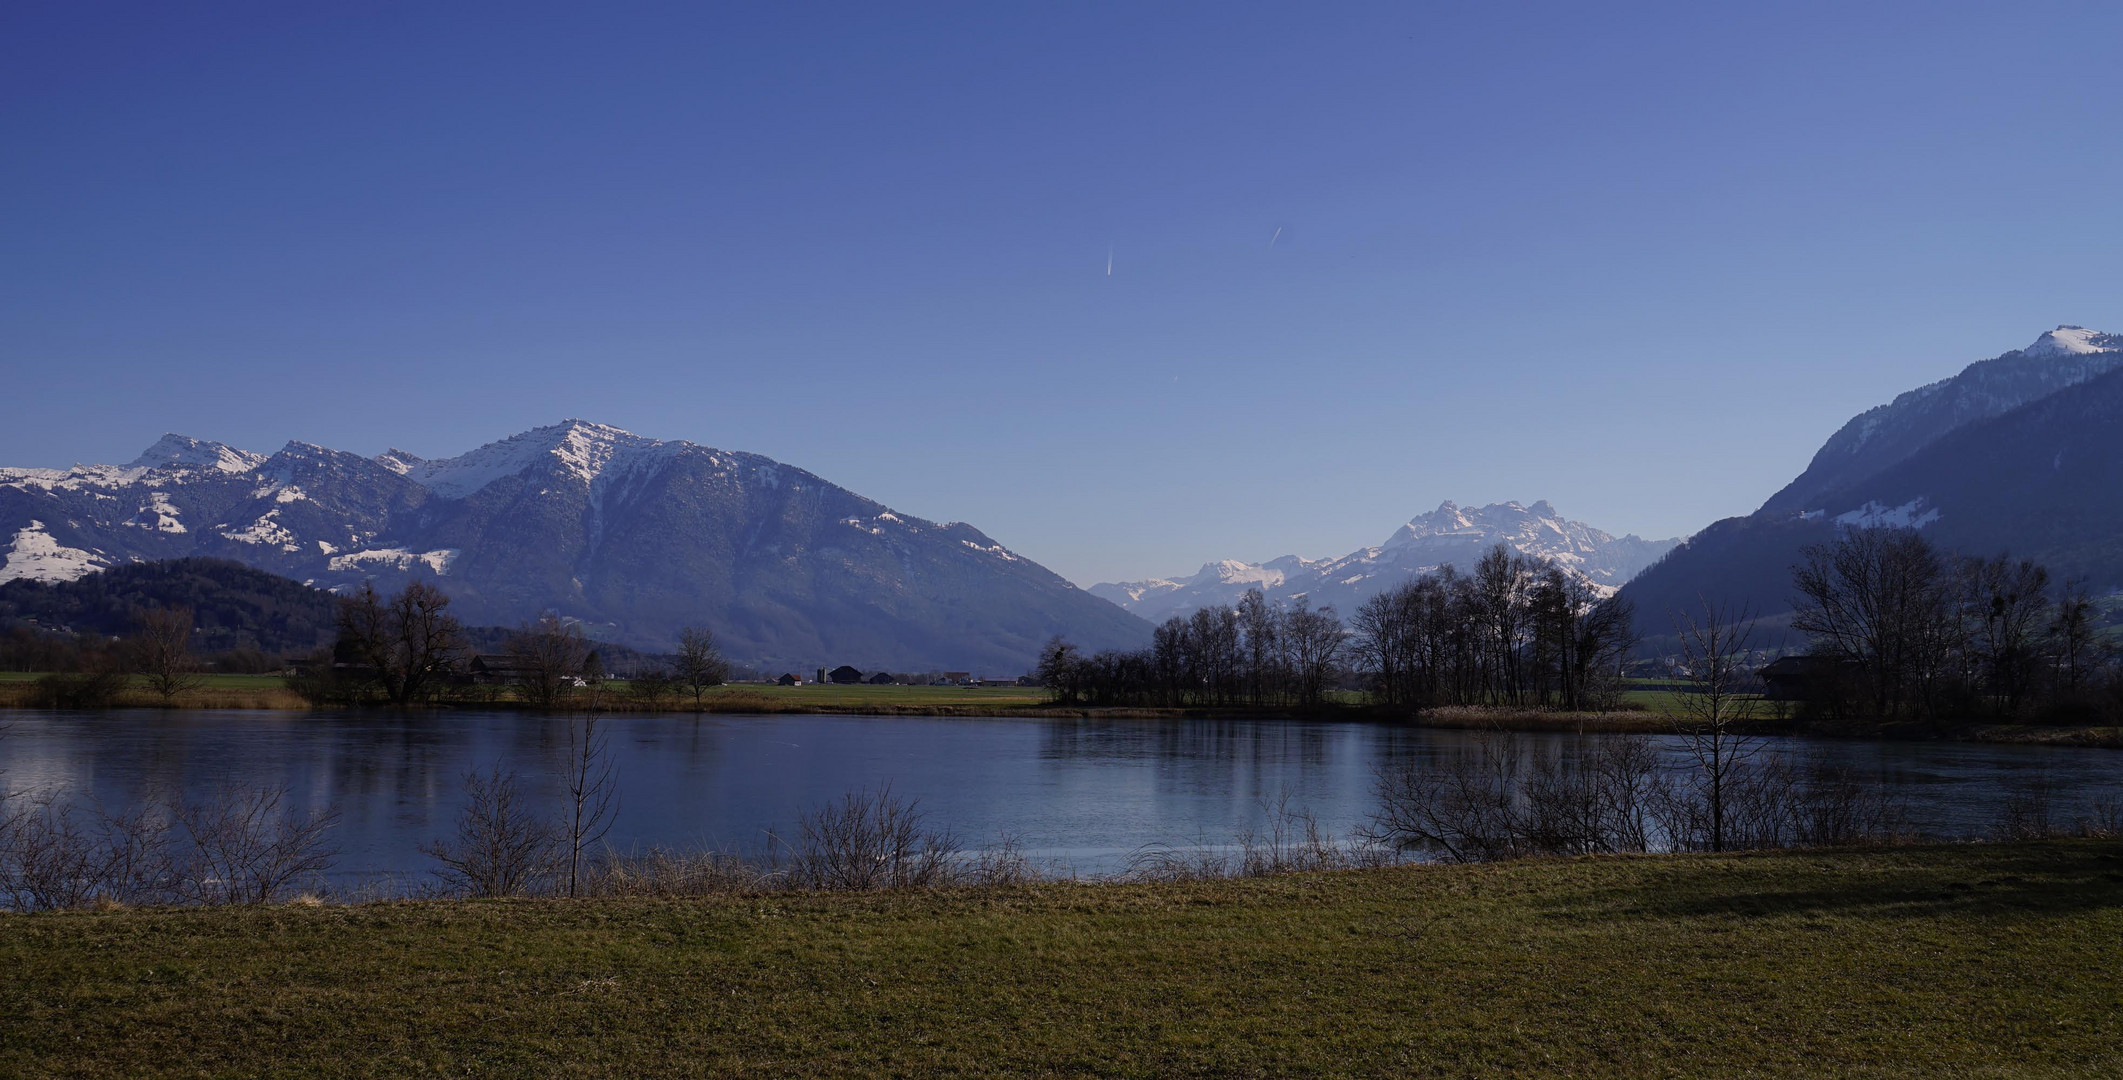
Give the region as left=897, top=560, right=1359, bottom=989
left=1091, top=501, right=1679, bottom=623
left=1761, top=326, right=2123, bottom=514
left=1621, top=325, right=2123, bottom=625
left=0, top=421, right=1149, bottom=671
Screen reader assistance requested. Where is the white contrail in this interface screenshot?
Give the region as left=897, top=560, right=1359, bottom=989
left=1107, top=245, right=1113, bottom=276
left=1271, top=226, right=1282, bottom=247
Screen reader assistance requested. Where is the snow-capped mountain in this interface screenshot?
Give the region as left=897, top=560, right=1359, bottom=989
left=1623, top=325, right=2123, bottom=625
left=1090, top=501, right=1679, bottom=623
left=1761, top=326, right=2123, bottom=514
left=0, top=421, right=1149, bottom=670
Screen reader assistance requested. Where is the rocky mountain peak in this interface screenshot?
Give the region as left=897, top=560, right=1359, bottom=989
left=1093, top=501, right=1678, bottom=623
left=127, top=434, right=265, bottom=475
left=401, top=419, right=668, bottom=499
left=374, top=449, right=425, bottom=475
left=2021, top=325, right=2120, bottom=358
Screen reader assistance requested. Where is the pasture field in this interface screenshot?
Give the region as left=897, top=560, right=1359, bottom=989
left=3, top=842, right=2119, bottom=1078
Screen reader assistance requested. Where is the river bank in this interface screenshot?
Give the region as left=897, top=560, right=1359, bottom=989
left=4, top=841, right=2118, bottom=1078
left=6, top=674, right=2121, bottom=749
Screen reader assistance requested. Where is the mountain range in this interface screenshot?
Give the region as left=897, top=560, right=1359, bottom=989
left=1620, top=326, right=2123, bottom=626
left=1090, top=501, right=1680, bottom=623
left=0, top=421, right=1149, bottom=671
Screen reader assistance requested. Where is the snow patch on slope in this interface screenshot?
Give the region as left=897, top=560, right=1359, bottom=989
left=1834, top=499, right=1941, bottom=530
left=3, top=521, right=107, bottom=583
left=219, top=510, right=301, bottom=551
left=961, top=540, right=1020, bottom=561
left=126, top=492, right=187, bottom=533
left=327, top=548, right=461, bottom=576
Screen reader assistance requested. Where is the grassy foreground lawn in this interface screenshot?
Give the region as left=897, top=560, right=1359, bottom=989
left=5, top=843, right=2122, bottom=1078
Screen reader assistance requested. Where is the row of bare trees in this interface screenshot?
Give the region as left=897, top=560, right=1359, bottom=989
left=1, top=604, right=207, bottom=707
left=1790, top=528, right=2116, bottom=720
left=1039, top=593, right=1348, bottom=708
left=0, top=785, right=341, bottom=912
left=1365, top=729, right=1908, bottom=862
left=1350, top=547, right=1637, bottom=712
left=303, top=581, right=727, bottom=708
left=1039, top=546, right=1635, bottom=714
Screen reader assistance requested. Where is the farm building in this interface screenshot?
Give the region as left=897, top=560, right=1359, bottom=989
left=867, top=671, right=896, bottom=685
left=828, top=665, right=864, bottom=684
left=776, top=672, right=801, bottom=686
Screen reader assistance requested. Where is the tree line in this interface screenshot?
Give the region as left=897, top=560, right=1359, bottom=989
left=1784, top=527, right=2118, bottom=721
left=296, top=581, right=729, bottom=708
left=1039, top=591, right=1349, bottom=708
left=1040, top=545, right=1637, bottom=713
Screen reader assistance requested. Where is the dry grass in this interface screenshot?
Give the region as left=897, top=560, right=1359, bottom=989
left=1416, top=704, right=1679, bottom=733
left=2, top=842, right=2120, bottom=1077
left=0, top=678, right=309, bottom=710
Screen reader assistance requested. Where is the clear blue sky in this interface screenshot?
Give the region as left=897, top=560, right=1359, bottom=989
left=4, top=1, right=2119, bottom=585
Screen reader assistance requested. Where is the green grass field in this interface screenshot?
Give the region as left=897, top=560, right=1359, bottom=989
left=0, top=671, right=290, bottom=689
left=4, top=842, right=2120, bottom=1077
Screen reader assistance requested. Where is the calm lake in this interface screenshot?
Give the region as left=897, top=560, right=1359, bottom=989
left=4, top=710, right=2122, bottom=886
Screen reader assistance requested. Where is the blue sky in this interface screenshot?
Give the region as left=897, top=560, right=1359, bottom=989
left=4, top=1, right=2119, bottom=585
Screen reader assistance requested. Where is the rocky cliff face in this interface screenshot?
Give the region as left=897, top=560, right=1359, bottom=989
left=0, top=421, right=1149, bottom=671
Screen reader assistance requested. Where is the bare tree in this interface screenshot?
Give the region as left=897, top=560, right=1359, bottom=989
left=1036, top=636, right=1084, bottom=704
left=172, top=785, right=342, bottom=904
left=508, top=613, right=590, bottom=708
left=783, top=786, right=959, bottom=891
left=1351, top=590, right=1409, bottom=710
left=422, top=766, right=556, bottom=898
left=337, top=581, right=467, bottom=706
left=1, top=797, right=128, bottom=911
left=1366, top=732, right=1530, bottom=863
left=1672, top=599, right=1760, bottom=852
left=559, top=716, right=618, bottom=898
left=671, top=626, right=729, bottom=708
left=131, top=605, right=203, bottom=704
left=2047, top=578, right=2100, bottom=700
left=1237, top=588, right=1279, bottom=706
left=1531, top=569, right=1638, bottom=711
left=1792, top=528, right=1953, bottom=718
left=1284, top=599, right=1346, bottom=707
left=1959, top=554, right=2052, bottom=715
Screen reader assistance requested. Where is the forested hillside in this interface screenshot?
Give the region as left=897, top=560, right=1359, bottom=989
left=0, top=557, right=338, bottom=655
